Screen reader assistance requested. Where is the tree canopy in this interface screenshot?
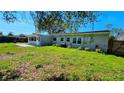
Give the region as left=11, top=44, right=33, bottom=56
left=8, top=32, right=13, bottom=36
left=0, top=32, right=3, bottom=36
left=0, top=11, right=101, bottom=34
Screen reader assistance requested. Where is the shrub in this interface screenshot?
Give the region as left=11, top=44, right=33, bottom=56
left=84, top=70, right=101, bottom=81
left=0, top=32, right=3, bottom=36
left=60, top=64, right=65, bottom=69
left=6, top=51, right=15, bottom=55
left=78, top=46, right=84, bottom=50
left=35, top=64, right=43, bottom=69
left=0, top=70, right=21, bottom=81
left=92, top=74, right=102, bottom=81
left=0, top=36, right=28, bottom=43
left=52, top=44, right=56, bottom=46
left=84, top=70, right=93, bottom=81
left=67, top=74, right=80, bottom=81
left=72, top=75, right=80, bottom=81
left=56, top=44, right=60, bottom=47
left=46, top=72, right=80, bottom=81
left=67, top=45, right=72, bottom=48
left=95, top=48, right=103, bottom=53
left=46, top=73, right=69, bottom=81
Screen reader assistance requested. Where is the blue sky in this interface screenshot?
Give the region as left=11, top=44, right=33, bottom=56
left=83, top=11, right=124, bottom=31
left=0, top=11, right=124, bottom=35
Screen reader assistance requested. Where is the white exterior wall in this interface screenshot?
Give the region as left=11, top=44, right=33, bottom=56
left=28, top=40, right=37, bottom=45
left=40, top=35, right=53, bottom=46
left=28, top=36, right=37, bottom=45
left=28, top=35, right=53, bottom=46
left=28, top=32, right=110, bottom=52
left=53, top=33, right=110, bottom=52
left=92, top=35, right=109, bottom=52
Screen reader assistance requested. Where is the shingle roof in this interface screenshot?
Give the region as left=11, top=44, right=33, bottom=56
left=69, top=30, right=110, bottom=34
left=53, top=30, right=110, bottom=35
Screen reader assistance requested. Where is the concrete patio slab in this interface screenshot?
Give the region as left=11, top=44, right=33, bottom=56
left=16, top=43, right=34, bottom=47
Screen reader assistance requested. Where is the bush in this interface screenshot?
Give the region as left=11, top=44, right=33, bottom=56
left=56, top=44, right=61, bottom=47
left=60, top=64, right=65, bottom=69
left=46, top=72, right=80, bottom=81
left=46, top=73, right=69, bottom=81
left=67, top=74, right=80, bottom=81
left=84, top=71, right=92, bottom=81
left=95, top=48, right=103, bottom=53
left=0, top=32, right=3, bottom=36
left=52, top=44, right=56, bottom=46
left=0, top=36, right=28, bottom=43
left=35, top=64, right=43, bottom=69
left=72, top=75, right=80, bottom=81
left=84, top=70, right=102, bottom=81
left=0, top=70, right=21, bottom=81
left=78, top=46, right=84, bottom=50
left=6, top=51, right=15, bottom=55
left=67, top=45, right=72, bottom=48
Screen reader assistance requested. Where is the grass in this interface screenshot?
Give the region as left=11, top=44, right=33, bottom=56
left=0, top=43, right=124, bottom=80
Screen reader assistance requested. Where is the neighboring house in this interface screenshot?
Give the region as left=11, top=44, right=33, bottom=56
left=28, top=30, right=110, bottom=52
left=117, top=32, right=124, bottom=41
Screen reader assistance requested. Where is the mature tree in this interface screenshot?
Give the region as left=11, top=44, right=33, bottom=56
left=0, top=32, right=3, bottom=36
left=0, top=11, right=17, bottom=23
left=106, top=26, right=124, bottom=40
left=8, top=32, right=13, bottom=36
left=19, top=33, right=26, bottom=37
left=104, top=24, right=113, bottom=30
left=0, top=11, right=101, bottom=34
left=104, top=24, right=124, bottom=39
left=30, top=11, right=101, bottom=34
left=111, top=28, right=124, bottom=39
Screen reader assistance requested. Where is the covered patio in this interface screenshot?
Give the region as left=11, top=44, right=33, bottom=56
left=28, top=35, right=41, bottom=46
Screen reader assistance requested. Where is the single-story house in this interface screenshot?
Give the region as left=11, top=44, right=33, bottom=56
left=28, top=30, right=111, bottom=52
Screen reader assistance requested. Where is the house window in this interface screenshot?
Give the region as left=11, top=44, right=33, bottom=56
left=53, top=38, right=56, bottom=41
left=29, top=37, right=30, bottom=41
left=73, top=38, right=76, bottom=43
left=60, top=38, right=64, bottom=41
left=66, top=38, right=70, bottom=42
left=33, top=37, right=36, bottom=41
left=31, top=37, right=33, bottom=41
left=90, top=36, right=94, bottom=42
left=77, top=37, right=81, bottom=44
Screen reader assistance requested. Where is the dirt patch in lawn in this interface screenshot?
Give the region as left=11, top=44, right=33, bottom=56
left=0, top=54, right=11, bottom=61
left=0, top=52, right=27, bottom=61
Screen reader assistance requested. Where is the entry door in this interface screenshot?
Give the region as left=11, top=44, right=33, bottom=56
left=36, top=37, right=40, bottom=46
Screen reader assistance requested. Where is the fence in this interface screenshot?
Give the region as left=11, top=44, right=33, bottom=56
left=0, top=36, right=28, bottom=43
left=108, top=39, right=124, bottom=56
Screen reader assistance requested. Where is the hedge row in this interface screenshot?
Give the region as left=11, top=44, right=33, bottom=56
left=0, top=36, right=28, bottom=43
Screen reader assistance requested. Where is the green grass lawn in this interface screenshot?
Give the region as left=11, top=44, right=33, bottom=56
left=0, top=43, right=124, bottom=81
